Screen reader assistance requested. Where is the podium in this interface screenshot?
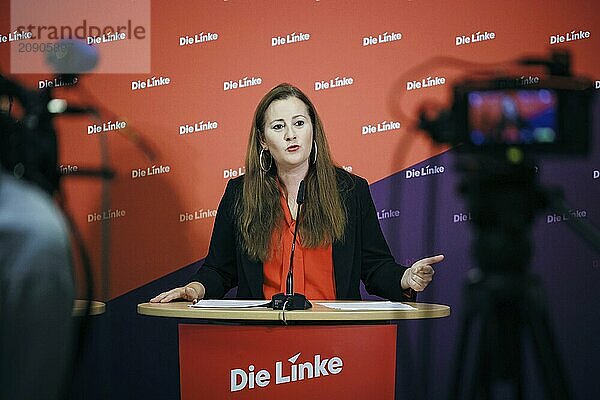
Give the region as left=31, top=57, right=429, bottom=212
left=72, top=300, right=106, bottom=316
left=137, top=301, right=449, bottom=399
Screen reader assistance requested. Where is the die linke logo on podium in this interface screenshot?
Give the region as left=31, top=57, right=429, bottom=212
left=230, top=352, right=343, bottom=393
left=179, top=324, right=396, bottom=399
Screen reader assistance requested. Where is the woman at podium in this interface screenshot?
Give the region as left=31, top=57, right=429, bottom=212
left=151, top=83, right=443, bottom=304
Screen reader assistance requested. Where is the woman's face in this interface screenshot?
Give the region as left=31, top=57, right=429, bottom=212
left=262, top=96, right=314, bottom=174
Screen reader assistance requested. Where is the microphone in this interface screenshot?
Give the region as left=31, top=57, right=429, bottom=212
left=285, top=179, right=305, bottom=296
left=271, top=179, right=312, bottom=310
left=47, top=98, right=99, bottom=116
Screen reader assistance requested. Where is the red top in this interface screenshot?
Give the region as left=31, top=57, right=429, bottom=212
left=262, top=191, right=336, bottom=300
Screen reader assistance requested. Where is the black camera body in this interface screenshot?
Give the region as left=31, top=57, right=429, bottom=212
left=1, top=74, right=60, bottom=194
left=451, top=75, right=594, bottom=155
left=420, top=52, right=595, bottom=157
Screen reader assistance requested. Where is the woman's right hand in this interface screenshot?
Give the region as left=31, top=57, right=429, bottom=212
left=149, top=282, right=206, bottom=303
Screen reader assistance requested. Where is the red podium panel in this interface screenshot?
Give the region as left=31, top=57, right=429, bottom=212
left=179, top=324, right=396, bottom=399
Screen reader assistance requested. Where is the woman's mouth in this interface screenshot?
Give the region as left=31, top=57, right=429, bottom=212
left=286, top=145, right=300, bottom=152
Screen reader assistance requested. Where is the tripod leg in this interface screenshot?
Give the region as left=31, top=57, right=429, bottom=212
left=449, top=305, right=476, bottom=400
left=524, top=288, right=572, bottom=400
left=454, top=282, right=531, bottom=400
left=469, top=313, right=492, bottom=400
left=492, top=305, right=525, bottom=400
left=451, top=285, right=498, bottom=400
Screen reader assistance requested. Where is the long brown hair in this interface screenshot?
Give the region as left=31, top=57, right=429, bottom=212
left=238, top=83, right=346, bottom=261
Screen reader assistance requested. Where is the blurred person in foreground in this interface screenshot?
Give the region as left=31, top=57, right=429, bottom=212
left=0, top=90, right=75, bottom=400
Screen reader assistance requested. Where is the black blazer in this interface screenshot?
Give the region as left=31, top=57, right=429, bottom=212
left=192, top=169, right=414, bottom=301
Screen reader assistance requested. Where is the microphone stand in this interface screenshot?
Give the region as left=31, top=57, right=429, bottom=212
left=271, top=180, right=312, bottom=310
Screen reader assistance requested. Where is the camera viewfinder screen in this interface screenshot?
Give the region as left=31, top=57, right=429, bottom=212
left=468, top=89, right=558, bottom=146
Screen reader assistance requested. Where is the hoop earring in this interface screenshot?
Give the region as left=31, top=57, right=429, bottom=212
left=311, top=140, right=318, bottom=165
left=259, top=148, right=272, bottom=172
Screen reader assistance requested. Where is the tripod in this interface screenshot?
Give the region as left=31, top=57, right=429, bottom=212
left=449, top=157, right=571, bottom=400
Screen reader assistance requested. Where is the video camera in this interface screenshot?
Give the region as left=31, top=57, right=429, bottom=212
left=0, top=74, right=60, bottom=194
left=420, top=51, right=595, bottom=156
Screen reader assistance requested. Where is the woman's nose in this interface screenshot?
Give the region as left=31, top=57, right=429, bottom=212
left=283, top=125, right=296, bottom=140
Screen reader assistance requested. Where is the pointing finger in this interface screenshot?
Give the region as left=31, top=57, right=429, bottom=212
left=414, top=254, right=444, bottom=266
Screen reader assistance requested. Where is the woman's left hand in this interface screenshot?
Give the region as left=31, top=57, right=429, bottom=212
left=401, top=254, right=444, bottom=292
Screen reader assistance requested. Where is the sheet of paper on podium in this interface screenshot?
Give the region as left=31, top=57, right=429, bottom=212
left=316, top=301, right=417, bottom=311
left=189, top=300, right=270, bottom=308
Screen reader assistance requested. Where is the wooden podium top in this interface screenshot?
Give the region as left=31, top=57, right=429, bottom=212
left=137, top=301, right=450, bottom=322
left=72, top=300, right=106, bottom=316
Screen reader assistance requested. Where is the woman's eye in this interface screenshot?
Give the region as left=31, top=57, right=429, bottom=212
left=272, top=123, right=284, bottom=130
left=294, top=120, right=305, bottom=127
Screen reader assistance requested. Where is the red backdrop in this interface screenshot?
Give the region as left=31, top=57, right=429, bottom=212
left=0, top=0, right=598, bottom=299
